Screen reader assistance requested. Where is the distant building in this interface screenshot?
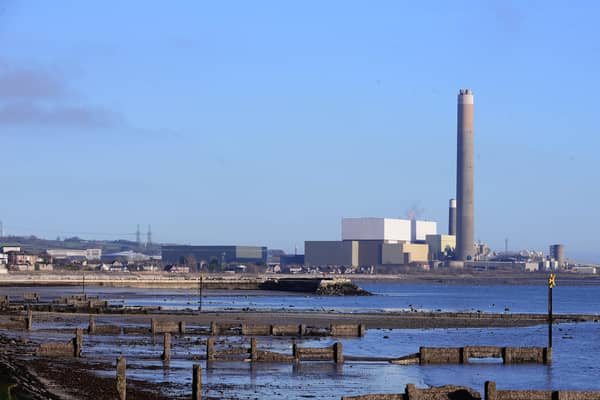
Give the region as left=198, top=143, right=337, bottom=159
left=161, top=245, right=267, bottom=265
left=8, top=252, right=38, bottom=268
left=164, top=264, right=190, bottom=273
left=280, top=254, right=305, bottom=267
left=102, top=250, right=150, bottom=263
left=411, top=220, right=437, bottom=242
left=305, top=240, right=429, bottom=267
left=342, top=218, right=411, bottom=242
left=549, top=244, right=565, bottom=267
left=572, top=266, right=596, bottom=274
left=1, top=246, right=21, bottom=253
left=305, top=217, right=436, bottom=268
left=426, top=234, right=456, bottom=260
left=47, top=248, right=102, bottom=260
left=305, top=241, right=357, bottom=267
left=466, top=260, right=539, bottom=272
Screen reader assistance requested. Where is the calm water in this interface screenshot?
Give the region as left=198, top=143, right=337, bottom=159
left=4, top=281, right=599, bottom=314
left=3, top=282, right=600, bottom=398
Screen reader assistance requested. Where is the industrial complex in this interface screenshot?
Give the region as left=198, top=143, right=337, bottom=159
left=0, top=89, right=593, bottom=275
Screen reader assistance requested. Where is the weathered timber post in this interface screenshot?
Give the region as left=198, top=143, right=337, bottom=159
left=178, top=321, right=186, bottom=335
left=299, top=324, right=306, bottom=336
left=151, top=318, right=157, bottom=334
left=26, top=309, right=32, bottom=330
left=544, top=347, right=552, bottom=365
left=88, top=315, right=95, bottom=334
left=210, top=321, right=218, bottom=336
left=250, top=337, right=257, bottom=361
left=459, top=347, right=466, bottom=364
left=269, top=325, right=274, bottom=336
left=206, top=337, right=215, bottom=361
left=161, top=333, right=171, bottom=361
left=292, top=343, right=299, bottom=362
left=358, top=323, right=366, bottom=337
left=198, top=274, right=203, bottom=313
left=192, top=363, right=202, bottom=400
left=74, top=328, right=83, bottom=357
left=333, top=342, right=343, bottom=364
left=116, top=356, right=126, bottom=400
left=485, top=381, right=497, bottom=400
left=405, top=383, right=418, bottom=400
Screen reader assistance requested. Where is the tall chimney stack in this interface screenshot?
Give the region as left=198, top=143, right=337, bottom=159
left=448, top=198, right=457, bottom=236
left=456, top=89, right=475, bottom=261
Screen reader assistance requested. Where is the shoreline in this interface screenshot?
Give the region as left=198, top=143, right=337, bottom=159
left=0, top=271, right=599, bottom=289
left=1, top=309, right=597, bottom=399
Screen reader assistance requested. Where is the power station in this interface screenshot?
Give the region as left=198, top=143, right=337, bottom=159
left=456, top=89, right=475, bottom=261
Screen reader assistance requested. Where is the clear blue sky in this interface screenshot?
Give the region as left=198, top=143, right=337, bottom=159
left=1, top=1, right=599, bottom=261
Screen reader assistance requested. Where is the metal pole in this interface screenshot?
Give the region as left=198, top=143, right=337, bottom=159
left=198, top=273, right=203, bottom=313
left=548, top=284, right=553, bottom=348
left=548, top=273, right=555, bottom=349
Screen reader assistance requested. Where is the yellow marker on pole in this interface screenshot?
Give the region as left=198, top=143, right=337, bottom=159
left=548, top=273, right=556, bottom=288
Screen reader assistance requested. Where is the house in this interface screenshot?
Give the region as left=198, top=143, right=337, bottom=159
left=164, top=264, right=190, bottom=273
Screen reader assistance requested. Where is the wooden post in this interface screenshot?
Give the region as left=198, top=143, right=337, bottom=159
left=161, top=333, right=171, bottom=361
left=334, top=342, right=343, bottom=364
left=26, top=309, right=32, bottom=330
left=151, top=318, right=156, bottom=334
left=299, top=324, right=306, bottom=336
left=198, top=274, right=203, bottom=313
left=358, top=323, right=366, bottom=337
left=544, top=347, right=552, bottom=365
left=206, top=337, right=215, bottom=361
left=210, top=321, right=218, bottom=336
left=179, top=321, right=186, bottom=335
left=405, top=383, right=418, bottom=400
left=75, top=328, right=83, bottom=357
left=250, top=337, right=257, bottom=361
left=116, top=356, right=126, bottom=400
left=88, top=315, right=95, bottom=334
left=192, top=363, right=202, bottom=400
left=485, top=381, right=497, bottom=400
left=292, top=343, right=299, bottom=362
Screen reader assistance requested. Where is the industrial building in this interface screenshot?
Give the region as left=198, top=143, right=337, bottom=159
left=342, top=218, right=411, bottom=242
left=549, top=244, right=565, bottom=267
left=161, top=245, right=268, bottom=265
left=426, top=234, right=456, bottom=260
left=47, top=248, right=102, bottom=260
left=411, top=220, right=437, bottom=242
left=305, top=218, right=434, bottom=268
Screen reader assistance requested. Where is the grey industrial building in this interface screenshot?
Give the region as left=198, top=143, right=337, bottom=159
left=161, top=245, right=267, bottom=265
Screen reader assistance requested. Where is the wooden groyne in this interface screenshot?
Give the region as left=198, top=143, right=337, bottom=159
left=341, top=381, right=600, bottom=400
left=417, top=346, right=552, bottom=365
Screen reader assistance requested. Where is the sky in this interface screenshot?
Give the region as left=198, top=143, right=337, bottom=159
left=0, top=1, right=599, bottom=261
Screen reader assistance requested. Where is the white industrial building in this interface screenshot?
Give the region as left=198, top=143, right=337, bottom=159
left=342, top=218, right=411, bottom=242
left=411, top=220, right=438, bottom=242
left=342, top=218, right=436, bottom=243
left=306, top=217, right=439, bottom=268
left=47, top=248, right=102, bottom=260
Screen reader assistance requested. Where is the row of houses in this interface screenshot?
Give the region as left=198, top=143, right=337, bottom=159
left=0, top=246, right=53, bottom=272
